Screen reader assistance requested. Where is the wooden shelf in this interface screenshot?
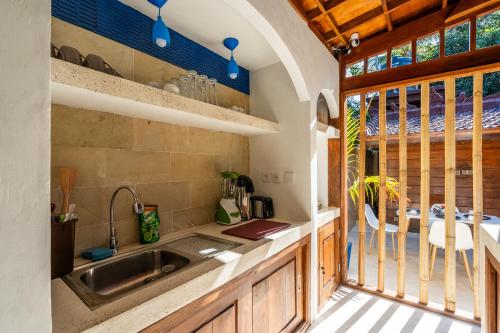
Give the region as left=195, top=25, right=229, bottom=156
left=50, top=58, right=279, bottom=136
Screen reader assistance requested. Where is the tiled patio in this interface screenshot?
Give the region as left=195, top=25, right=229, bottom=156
left=347, top=225, right=475, bottom=314
left=309, top=286, right=480, bottom=333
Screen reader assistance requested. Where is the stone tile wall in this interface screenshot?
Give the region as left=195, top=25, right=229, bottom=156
left=51, top=105, right=249, bottom=256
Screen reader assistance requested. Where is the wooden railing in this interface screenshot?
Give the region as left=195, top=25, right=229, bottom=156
left=342, top=64, right=500, bottom=320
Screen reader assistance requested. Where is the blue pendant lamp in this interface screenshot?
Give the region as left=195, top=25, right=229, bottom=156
left=148, top=0, right=170, bottom=48
left=223, top=37, right=239, bottom=80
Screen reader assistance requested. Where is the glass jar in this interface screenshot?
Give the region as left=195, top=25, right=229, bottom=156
left=197, top=75, right=208, bottom=102
left=179, top=74, right=190, bottom=97
left=187, top=70, right=198, bottom=99
left=207, top=78, right=217, bottom=105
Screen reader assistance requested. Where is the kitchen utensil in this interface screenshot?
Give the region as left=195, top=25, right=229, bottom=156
left=235, top=175, right=254, bottom=221
left=216, top=171, right=241, bottom=225
left=60, top=167, right=77, bottom=214
left=250, top=196, right=274, bottom=219
left=221, top=220, right=290, bottom=241
left=56, top=45, right=86, bottom=66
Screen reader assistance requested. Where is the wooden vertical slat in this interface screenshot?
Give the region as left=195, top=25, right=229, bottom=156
left=397, top=87, right=408, bottom=298
left=472, top=73, right=483, bottom=319
left=419, top=81, right=430, bottom=305
left=358, top=94, right=367, bottom=286
left=340, top=97, right=349, bottom=282
left=378, top=90, right=387, bottom=292
left=444, top=77, right=456, bottom=312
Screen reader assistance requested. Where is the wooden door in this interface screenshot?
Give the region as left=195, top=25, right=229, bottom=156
left=328, top=139, right=341, bottom=207
left=318, top=218, right=339, bottom=308
left=252, top=260, right=297, bottom=333
left=195, top=305, right=236, bottom=333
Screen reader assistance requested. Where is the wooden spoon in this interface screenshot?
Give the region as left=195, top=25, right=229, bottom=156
left=60, top=167, right=77, bottom=215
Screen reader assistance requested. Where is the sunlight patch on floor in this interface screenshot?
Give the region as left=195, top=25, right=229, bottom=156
left=308, top=286, right=480, bottom=333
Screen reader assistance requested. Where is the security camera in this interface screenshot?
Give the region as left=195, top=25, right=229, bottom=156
left=350, top=32, right=360, bottom=48
left=332, top=45, right=351, bottom=60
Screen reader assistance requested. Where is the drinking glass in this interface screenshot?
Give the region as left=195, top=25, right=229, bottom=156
left=198, top=75, right=208, bottom=102
left=187, top=70, right=198, bottom=99
left=207, top=78, right=217, bottom=105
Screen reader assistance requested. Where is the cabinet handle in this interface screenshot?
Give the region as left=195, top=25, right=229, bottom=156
left=297, top=274, right=302, bottom=293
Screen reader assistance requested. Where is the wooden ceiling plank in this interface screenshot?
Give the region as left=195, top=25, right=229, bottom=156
left=337, top=0, right=409, bottom=35
left=381, top=0, right=393, bottom=31
left=311, top=0, right=348, bottom=45
left=446, top=0, right=500, bottom=23
left=308, top=0, right=349, bottom=21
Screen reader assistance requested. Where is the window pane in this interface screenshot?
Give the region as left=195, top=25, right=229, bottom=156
left=346, top=60, right=364, bottom=78
left=391, top=43, right=412, bottom=68
left=367, top=52, right=387, bottom=73
left=416, top=32, right=440, bottom=62
left=477, top=10, right=500, bottom=49
left=445, top=21, right=470, bottom=56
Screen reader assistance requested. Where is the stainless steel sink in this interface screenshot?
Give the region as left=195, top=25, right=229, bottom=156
left=64, top=233, right=242, bottom=309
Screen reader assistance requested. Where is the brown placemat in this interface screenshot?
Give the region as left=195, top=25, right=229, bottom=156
left=222, top=220, right=291, bottom=241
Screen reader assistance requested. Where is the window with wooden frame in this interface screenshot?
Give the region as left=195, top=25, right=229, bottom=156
left=416, top=32, right=440, bottom=63
left=391, top=42, right=412, bottom=68
left=367, top=52, right=387, bottom=73
left=345, top=60, right=364, bottom=78
left=476, top=9, right=500, bottom=50
left=445, top=21, right=470, bottom=56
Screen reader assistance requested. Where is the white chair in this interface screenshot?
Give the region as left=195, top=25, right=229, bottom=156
left=429, top=220, right=473, bottom=289
left=365, top=204, right=398, bottom=260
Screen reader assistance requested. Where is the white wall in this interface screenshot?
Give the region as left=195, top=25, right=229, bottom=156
left=250, top=62, right=311, bottom=221
left=239, top=0, right=340, bottom=319
left=0, top=1, right=52, bottom=332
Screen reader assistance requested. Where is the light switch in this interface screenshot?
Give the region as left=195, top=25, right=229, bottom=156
left=261, top=172, right=271, bottom=183
left=283, top=171, right=295, bottom=184
left=270, top=172, right=280, bottom=183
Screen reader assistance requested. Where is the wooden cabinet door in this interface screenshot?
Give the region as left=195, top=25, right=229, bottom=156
left=318, top=219, right=339, bottom=308
left=195, top=305, right=236, bottom=333
left=252, top=260, right=297, bottom=333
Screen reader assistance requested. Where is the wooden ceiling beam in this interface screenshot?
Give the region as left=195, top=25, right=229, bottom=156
left=446, top=0, right=500, bottom=22
left=324, top=0, right=409, bottom=41
left=343, top=9, right=447, bottom=61
left=341, top=45, right=500, bottom=93
left=307, top=0, right=348, bottom=22
left=312, top=0, right=349, bottom=45
left=381, top=0, right=394, bottom=31
left=443, top=0, right=448, bottom=9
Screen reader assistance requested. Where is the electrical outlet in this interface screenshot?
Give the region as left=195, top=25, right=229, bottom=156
left=283, top=171, right=295, bottom=184
left=270, top=172, right=280, bottom=183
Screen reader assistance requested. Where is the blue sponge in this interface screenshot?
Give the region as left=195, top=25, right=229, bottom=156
left=82, top=247, right=113, bottom=261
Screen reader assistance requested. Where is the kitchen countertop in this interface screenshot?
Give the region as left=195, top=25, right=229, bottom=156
left=51, top=218, right=311, bottom=333
left=316, top=206, right=341, bottom=228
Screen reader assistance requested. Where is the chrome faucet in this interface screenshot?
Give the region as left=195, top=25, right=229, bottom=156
left=109, top=186, right=144, bottom=255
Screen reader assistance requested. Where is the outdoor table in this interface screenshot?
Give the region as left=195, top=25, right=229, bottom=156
left=396, top=209, right=500, bottom=225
